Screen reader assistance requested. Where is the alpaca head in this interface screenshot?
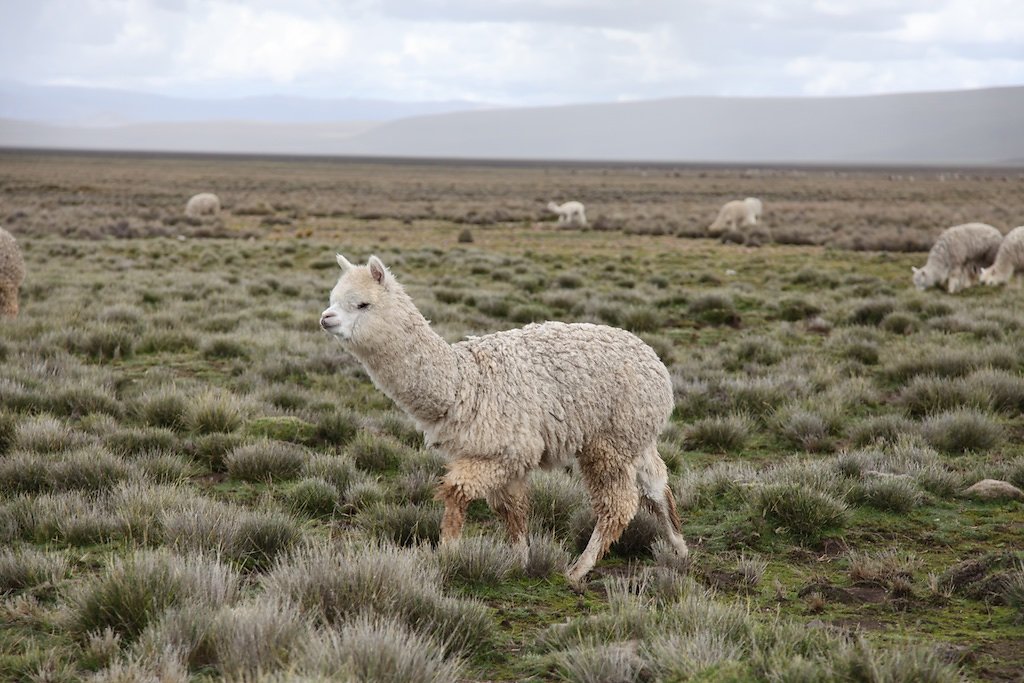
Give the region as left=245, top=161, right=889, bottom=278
left=911, top=265, right=934, bottom=291
left=320, top=254, right=414, bottom=347
left=978, top=264, right=999, bottom=286
left=547, top=201, right=560, bottom=213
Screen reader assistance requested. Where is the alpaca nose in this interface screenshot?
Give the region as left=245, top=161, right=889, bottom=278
left=320, top=310, right=337, bottom=329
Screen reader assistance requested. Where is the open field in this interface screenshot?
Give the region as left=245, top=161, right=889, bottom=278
left=1, top=151, right=1023, bottom=681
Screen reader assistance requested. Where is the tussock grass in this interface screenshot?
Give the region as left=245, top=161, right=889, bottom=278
left=525, top=532, right=570, bottom=579
left=850, top=475, right=925, bottom=512
left=529, top=470, right=588, bottom=541
left=348, top=432, right=410, bottom=472
left=684, top=414, right=751, bottom=453
left=0, top=547, right=69, bottom=593
left=225, top=439, right=307, bottom=482
left=358, top=501, right=442, bottom=547
left=296, top=613, right=464, bottom=683
left=436, top=535, right=522, bottom=586
left=749, top=484, right=850, bottom=542
left=284, top=477, right=341, bottom=518
left=71, top=550, right=239, bottom=644
left=185, top=390, right=246, bottom=434
left=263, top=542, right=492, bottom=654
left=921, top=408, right=1004, bottom=454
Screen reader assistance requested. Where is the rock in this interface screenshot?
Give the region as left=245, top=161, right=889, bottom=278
left=960, top=479, right=1024, bottom=501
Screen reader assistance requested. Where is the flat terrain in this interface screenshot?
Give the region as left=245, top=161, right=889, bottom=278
left=1, top=152, right=1023, bottom=682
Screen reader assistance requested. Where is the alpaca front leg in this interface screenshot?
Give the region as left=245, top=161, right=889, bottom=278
left=437, top=480, right=471, bottom=544
left=486, top=476, right=530, bottom=565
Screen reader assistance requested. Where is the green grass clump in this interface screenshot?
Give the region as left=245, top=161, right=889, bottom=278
left=71, top=550, right=239, bottom=644
left=134, top=386, right=191, bottom=431
left=684, top=414, right=751, bottom=453
left=847, top=298, right=896, bottom=326
left=225, top=439, right=307, bottom=483
left=750, top=483, right=850, bottom=542
left=186, top=391, right=245, bottom=434
left=921, top=409, right=1004, bottom=454
left=284, top=477, right=341, bottom=518
left=348, top=432, right=410, bottom=473
left=849, top=476, right=925, bottom=513
left=359, top=502, right=442, bottom=547
left=436, top=535, right=522, bottom=586
left=0, top=547, right=69, bottom=593
left=687, top=293, right=740, bottom=326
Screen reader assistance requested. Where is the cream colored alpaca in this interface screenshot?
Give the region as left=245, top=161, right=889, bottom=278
left=980, top=226, right=1024, bottom=286
left=912, top=223, right=1002, bottom=293
left=0, top=226, right=25, bottom=318
left=185, top=193, right=221, bottom=217
left=708, top=197, right=762, bottom=235
left=547, top=200, right=587, bottom=226
left=320, top=255, right=686, bottom=584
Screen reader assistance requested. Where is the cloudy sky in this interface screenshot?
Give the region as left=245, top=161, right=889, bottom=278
left=2, top=0, right=1023, bottom=105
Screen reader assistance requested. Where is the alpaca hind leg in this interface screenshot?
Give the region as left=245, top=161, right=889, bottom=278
left=637, top=445, right=689, bottom=558
left=567, top=450, right=638, bottom=585
left=486, top=475, right=530, bottom=564
left=437, top=457, right=509, bottom=545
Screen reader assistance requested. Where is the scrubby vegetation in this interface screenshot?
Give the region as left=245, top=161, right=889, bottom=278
left=0, top=152, right=1022, bottom=680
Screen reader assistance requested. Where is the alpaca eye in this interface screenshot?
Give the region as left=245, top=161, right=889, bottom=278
left=356, top=302, right=370, bottom=310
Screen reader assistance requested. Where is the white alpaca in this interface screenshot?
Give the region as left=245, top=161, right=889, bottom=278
left=320, top=255, right=687, bottom=585
left=912, top=223, right=1003, bottom=294
left=547, top=201, right=587, bottom=226
left=980, top=226, right=1024, bottom=287
left=0, top=226, right=25, bottom=318
left=708, top=197, right=763, bottom=236
left=185, top=193, right=221, bottom=218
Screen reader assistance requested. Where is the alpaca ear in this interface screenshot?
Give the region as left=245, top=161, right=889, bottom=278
left=336, top=254, right=354, bottom=272
left=367, top=255, right=388, bottom=286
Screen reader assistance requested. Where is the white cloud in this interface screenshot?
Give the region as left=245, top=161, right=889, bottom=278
left=176, top=2, right=352, bottom=84
left=0, top=0, right=1021, bottom=103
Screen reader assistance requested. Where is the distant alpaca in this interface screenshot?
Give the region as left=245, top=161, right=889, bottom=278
left=0, top=226, right=25, bottom=318
left=185, top=193, right=221, bottom=218
left=980, top=226, right=1024, bottom=286
left=320, top=255, right=687, bottom=584
left=708, top=197, right=762, bottom=235
left=912, top=223, right=1002, bottom=294
left=547, top=201, right=587, bottom=226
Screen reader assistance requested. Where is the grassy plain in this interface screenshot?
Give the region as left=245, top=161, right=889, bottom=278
left=1, top=151, right=1023, bottom=681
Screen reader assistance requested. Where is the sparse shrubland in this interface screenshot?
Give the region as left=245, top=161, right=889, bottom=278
left=0, top=152, right=1021, bottom=680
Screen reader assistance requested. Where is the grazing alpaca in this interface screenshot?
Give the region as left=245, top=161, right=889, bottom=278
left=912, top=223, right=1002, bottom=294
left=185, top=193, right=221, bottom=218
left=320, top=255, right=687, bottom=584
left=547, top=201, right=587, bottom=226
left=708, top=197, right=762, bottom=235
left=980, top=226, right=1024, bottom=287
left=0, top=226, right=25, bottom=318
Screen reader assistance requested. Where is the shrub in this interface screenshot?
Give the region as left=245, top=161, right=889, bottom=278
left=359, top=502, right=442, bottom=547
left=296, top=613, right=464, bottom=683
left=263, top=543, right=492, bottom=654
left=310, top=409, right=361, bottom=449
left=226, top=440, right=307, bottom=483
left=525, top=532, right=570, bottom=579
left=457, top=228, right=473, bottom=244
left=750, top=483, right=849, bottom=542
left=922, top=409, right=1003, bottom=454
left=436, top=535, right=521, bottom=586
left=135, top=386, right=190, bottom=431
left=850, top=476, right=925, bottom=513
left=285, top=477, right=341, bottom=518
left=0, top=547, right=69, bottom=593
left=186, top=391, right=244, bottom=434
left=529, top=470, right=588, bottom=541
left=776, top=297, right=822, bottom=322
left=880, top=311, right=918, bottom=335
left=688, top=294, right=740, bottom=327
left=850, top=414, right=916, bottom=447
left=71, top=550, right=239, bottom=644
left=684, top=414, right=751, bottom=453
left=349, top=432, right=410, bottom=473
left=847, top=298, right=896, bottom=326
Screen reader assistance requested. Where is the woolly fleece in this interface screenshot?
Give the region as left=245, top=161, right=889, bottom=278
left=912, top=222, right=1002, bottom=293
left=320, top=255, right=686, bottom=583
left=185, top=193, right=221, bottom=217
left=980, top=225, right=1024, bottom=286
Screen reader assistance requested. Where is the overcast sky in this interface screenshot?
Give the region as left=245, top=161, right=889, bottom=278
left=2, top=0, right=1023, bottom=104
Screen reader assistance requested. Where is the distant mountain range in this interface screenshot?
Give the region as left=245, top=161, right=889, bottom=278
left=1, top=84, right=1022, bottom=166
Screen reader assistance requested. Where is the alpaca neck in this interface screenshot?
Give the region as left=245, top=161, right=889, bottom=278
left=353, top=310, right=460, bottom=424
